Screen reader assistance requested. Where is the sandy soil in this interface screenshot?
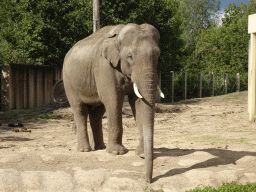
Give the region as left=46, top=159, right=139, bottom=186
left=0, top=91, right=256, bottom=192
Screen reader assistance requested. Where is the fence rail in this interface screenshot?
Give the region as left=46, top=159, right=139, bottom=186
left=1, top=63, right=61, bottom=111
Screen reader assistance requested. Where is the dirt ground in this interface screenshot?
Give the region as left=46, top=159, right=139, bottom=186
left=0, top=91, right=256, bottom=192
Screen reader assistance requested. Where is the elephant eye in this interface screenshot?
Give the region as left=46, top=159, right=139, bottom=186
left=127, top=54, right=133, bottom=61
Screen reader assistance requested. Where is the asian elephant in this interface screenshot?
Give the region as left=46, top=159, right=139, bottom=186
left=62, top=23, right=164, bottom=183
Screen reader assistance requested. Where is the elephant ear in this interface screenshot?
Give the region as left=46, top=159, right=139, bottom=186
left=101, top=36, right=120, bottom=68
left=101, top=25, right=124, bottom=67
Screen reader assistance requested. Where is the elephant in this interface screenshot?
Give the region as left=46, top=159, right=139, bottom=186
left=62, top=23, right=164, bottom=183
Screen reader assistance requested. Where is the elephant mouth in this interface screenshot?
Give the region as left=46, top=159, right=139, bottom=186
left=133, top=83, right=164, bottom=99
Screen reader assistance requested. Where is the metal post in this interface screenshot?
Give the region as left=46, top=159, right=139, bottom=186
left=183, top=72, right=187, bottom=101
left=170, top=71, right=174, bottom=103
left=93, top=0, right=100, bottom=32
left=224, top=73, right=228, bottom=94
left=210, top=72, right=214, bottom=96
left=236, top=73, right=240, bottom=92
left=198, top=72, right=202, bottom=98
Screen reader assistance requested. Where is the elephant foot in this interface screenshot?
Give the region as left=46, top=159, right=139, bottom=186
left=106, top=144, right=128, bottom=155
left=77, top=143, right=92, bottom=152
left=94, top=143, right=106, bottom=150
left=135, top=145, right=145, bottom=159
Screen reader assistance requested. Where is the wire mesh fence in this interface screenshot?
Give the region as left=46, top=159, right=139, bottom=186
left=161, top=71, right=248, bottom=103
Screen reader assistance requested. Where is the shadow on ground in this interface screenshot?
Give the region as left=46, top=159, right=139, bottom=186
left=153, top=147, right=256, bottom=182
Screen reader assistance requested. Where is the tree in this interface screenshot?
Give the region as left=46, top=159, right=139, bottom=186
left=0, top=0, right=184, bottom=71
left=0, top=0, right=93, bottom=66
left=179, top=0, right=220, bottom=52
left=184, top=2, right=253, bottom=74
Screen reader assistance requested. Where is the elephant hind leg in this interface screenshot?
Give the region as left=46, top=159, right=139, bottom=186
left=88, top=104, right=106, bottom=150
left=72, top=104, right=91, bottom=152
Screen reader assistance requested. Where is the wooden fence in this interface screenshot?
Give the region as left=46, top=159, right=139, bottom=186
left=1, top=63, right=62, bottom=111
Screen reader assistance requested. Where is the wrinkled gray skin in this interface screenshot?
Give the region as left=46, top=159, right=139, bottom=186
left=63, top=23, right=160, bottom=183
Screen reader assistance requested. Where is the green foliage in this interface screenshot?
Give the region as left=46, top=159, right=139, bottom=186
left=186, top=182, right=256, bottom=192
left=179, top=0, right=220, bottom=53
left=0, top=0, right=93, bottom=66
left=184, top=1, right=255, bottom=75
left=101, top=0, right=184, bottom=71
left=39, top=113, right=55, bottom=120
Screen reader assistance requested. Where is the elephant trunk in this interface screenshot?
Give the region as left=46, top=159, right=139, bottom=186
left=140, top=71, right=157, bottom=183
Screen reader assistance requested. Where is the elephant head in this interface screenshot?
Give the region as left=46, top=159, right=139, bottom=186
left=102, top=24, right=163, bottom=183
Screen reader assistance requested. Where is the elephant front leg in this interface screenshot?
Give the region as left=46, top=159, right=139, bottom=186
left=105, top=98, right=128, bottom=155
left=128, top=93, right=145, bottom=158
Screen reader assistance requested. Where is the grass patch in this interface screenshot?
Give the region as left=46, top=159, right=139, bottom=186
left=38, top=113, right=55, bottom=120
left=186, top=182, right=256, bottom=192
left=0, top=110, right=25, bottom=122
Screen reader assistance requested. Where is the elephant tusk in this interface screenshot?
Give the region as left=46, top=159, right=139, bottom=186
left=157, top=85, right=165, bottom=98
left=133, top=83, right=143, bottom=98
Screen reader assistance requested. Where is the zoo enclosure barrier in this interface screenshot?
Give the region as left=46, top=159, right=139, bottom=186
left=160, top=71, right=248, bottom=103
left=0, top=63, right=62, bottom=111
left=248, top=14, right=256, bottom=122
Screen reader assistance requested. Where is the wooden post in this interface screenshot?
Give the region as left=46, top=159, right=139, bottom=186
left=170, top=71, right=174, bottom=103
left=236, top=73, right=240, bottom=92
left=248, top=14, right=256, bottom=122
left=198, top=72, right=202, bottom=98
left=224, top=73, right=228, bottom=95
left=210, top=72, right=214, bottom=96
left=183, top=72, right=187, bottom=101
left=93, top=0, right=100, bottom=32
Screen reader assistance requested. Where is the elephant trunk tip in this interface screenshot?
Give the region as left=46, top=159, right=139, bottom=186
left=146, top=176, right=152, bottom=183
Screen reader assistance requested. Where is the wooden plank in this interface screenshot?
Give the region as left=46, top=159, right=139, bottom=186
left=29, top=68, right=35, bottom=108
left=249, top=33, right=256, bottom=122
left=37, top=69, right=43, bottom=107
left=44, top=71, right=49, bottom=104
left=23, top=69, right=28, bottom=108
left=248, top=40, right=251, bottom=113
left=15, top=68, right=21, bottom=109
left=9, top=65, right=15, bottom=110
left=248, top=14, right=256, bottom=34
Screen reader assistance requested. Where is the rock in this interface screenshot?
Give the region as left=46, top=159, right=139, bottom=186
left=73, top=168, right=108, bottom=191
